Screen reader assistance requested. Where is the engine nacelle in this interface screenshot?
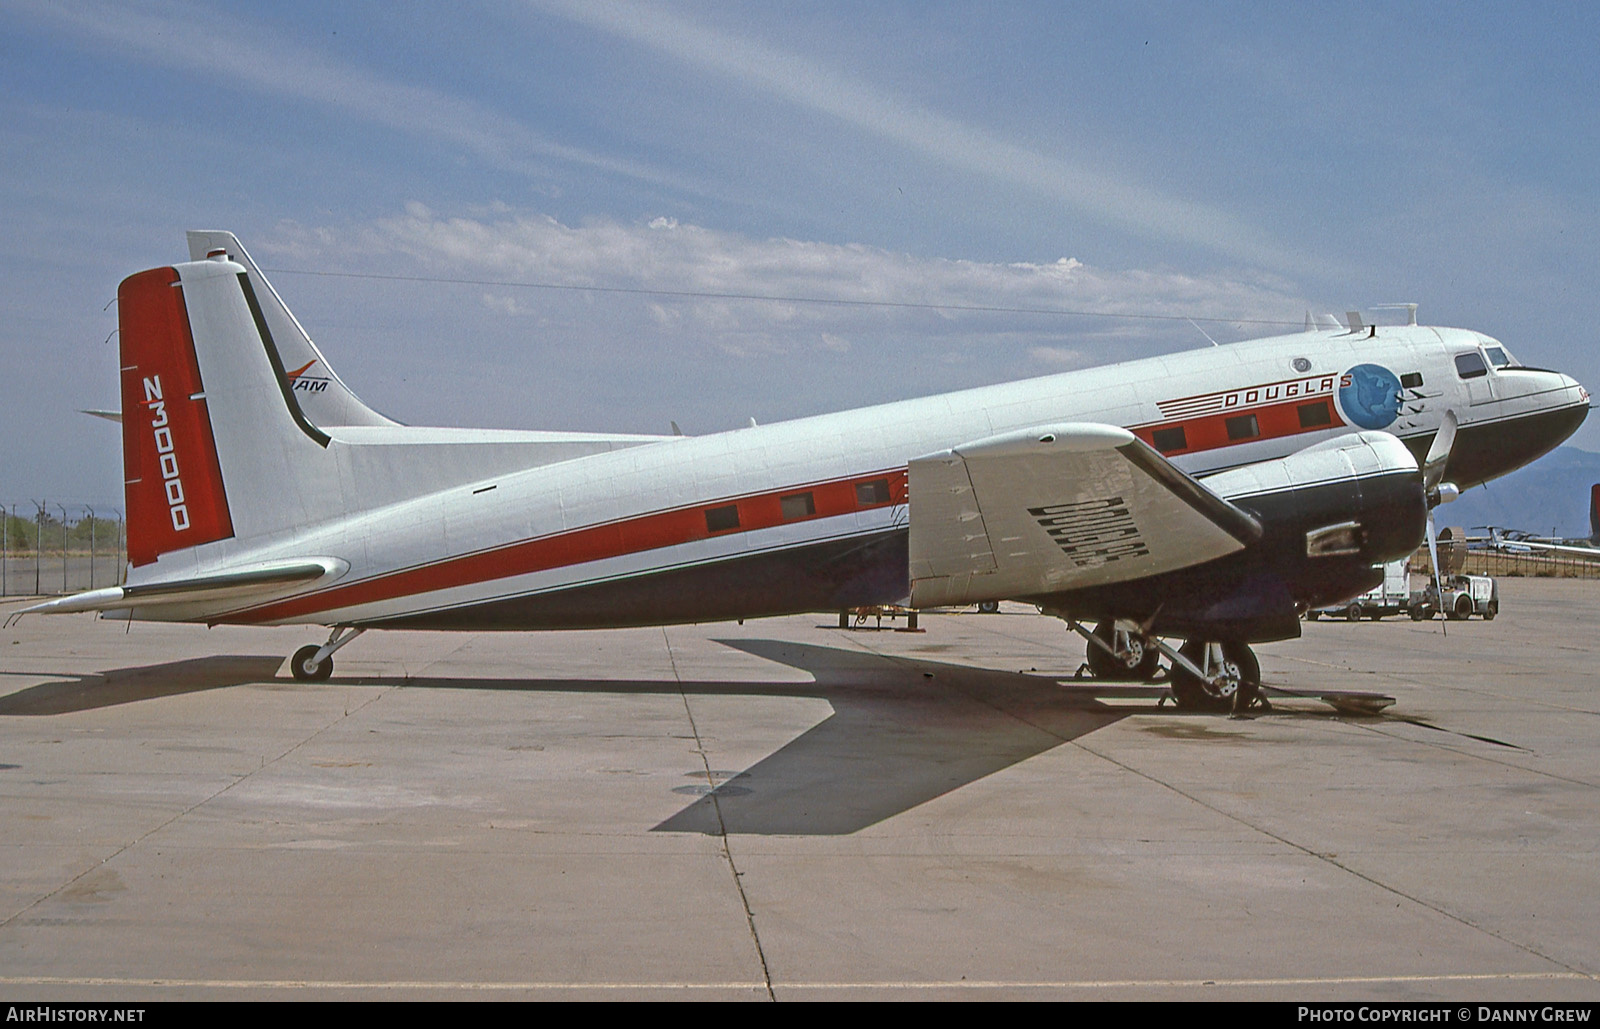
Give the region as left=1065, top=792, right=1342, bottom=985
left=1038, top=432, right=1427, bottom=642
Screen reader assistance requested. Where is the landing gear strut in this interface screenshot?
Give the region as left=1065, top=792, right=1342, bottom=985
left=1084, top=620, right=1162, bottom=681
left=1057, top=616, right=1266, bottom=714
left=290, top=627, right=364, bottom=682
left=1062, top=617, right=1162, bottom=681
left=1164, top=639, right=1263, bottom=714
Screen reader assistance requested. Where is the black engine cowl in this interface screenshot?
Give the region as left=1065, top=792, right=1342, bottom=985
left=1036, top=432, right=1428, bottom=643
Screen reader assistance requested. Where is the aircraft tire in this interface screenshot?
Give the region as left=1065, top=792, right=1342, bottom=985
left=1169, top=640, right=1257, bottom=713
left=291, top=645, right=334, bottom=682
left=1085, top=621, right=1161, bottom=681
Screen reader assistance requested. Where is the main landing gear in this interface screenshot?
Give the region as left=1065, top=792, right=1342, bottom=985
left=1083, top=620, right=1161, bottom=681
left=1064, top=618, right=1265, bottom=715
left=1165, top=639, right=1263, bottom=715
left=289, top=627, right=364, bottom=682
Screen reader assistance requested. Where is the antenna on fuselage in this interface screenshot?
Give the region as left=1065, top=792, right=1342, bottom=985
left=1186, top=318, right=1220, bottom=347
left=1373, top=303, right=1420, bottom=326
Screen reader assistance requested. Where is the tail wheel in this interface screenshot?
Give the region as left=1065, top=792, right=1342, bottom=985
left=1169, top=640, right=1259, bottom=713
left=290, top=644, right=333, bottom=682
left=1085, top=621, right=1162, bottom=681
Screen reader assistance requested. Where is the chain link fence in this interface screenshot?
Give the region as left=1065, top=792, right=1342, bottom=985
left=1412, top=545, right=1600, bottom=580
left=1, top=503, right=125, bottom=597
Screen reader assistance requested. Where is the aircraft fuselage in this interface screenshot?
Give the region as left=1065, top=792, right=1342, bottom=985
left=147, top=319, right=1584, bottom=637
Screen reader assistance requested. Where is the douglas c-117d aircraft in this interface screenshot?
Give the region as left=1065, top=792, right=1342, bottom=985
left=23, top=232, right=1591, bottom=712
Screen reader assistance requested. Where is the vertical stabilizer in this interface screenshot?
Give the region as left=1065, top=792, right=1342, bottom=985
left=120, top=258, right=350, bottom=567
left=185, top=231, right=398, bottom=428
left=119, top=267, right=236, bottom=566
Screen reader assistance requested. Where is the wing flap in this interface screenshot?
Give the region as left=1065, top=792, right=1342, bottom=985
left=908, top=424, right=1260, bottom=607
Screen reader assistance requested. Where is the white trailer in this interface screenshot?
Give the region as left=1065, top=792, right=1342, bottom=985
left=1308, top=559, right=1412, bottom=621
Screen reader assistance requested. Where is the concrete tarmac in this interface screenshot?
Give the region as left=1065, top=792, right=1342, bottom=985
left=1, top=579, right=1597, bottom=1001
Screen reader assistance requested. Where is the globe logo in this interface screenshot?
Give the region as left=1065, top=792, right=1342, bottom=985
left=1338, top=364, right=1403, bottom=429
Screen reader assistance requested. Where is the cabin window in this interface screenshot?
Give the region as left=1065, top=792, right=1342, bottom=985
left=856, top=479, right=892, bottom=505
left=1297, top=401, right=1332, bottom=429
left=1151, top=426, right=1187, bottom=453
left=705, top=505, right=740, bottom=533
left=1400, top=372, right=1423, bottom=389
left=1225, top=414, right=1260, bottom=441
left=1455, top=352, right=1488, bottom=379
left=780, top=492, right=815, bottom=520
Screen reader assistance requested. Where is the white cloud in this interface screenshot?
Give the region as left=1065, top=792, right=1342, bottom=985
left=248, top=204, right=1319, bottom=447
left=12, top=0, right=694, bottom=194
left=267, top=205, right=1307, bottom=338
left=252, top=205, right=1317, bottom=435
left=1028, top=346, right=1088, bottom=369
left=534, top=0, right=1315, bottom=274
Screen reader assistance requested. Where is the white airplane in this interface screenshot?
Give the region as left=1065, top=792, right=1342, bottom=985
left=22, top=232, right=1591, bottom=713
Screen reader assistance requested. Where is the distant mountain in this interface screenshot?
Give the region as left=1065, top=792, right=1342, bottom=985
left=1442, top=444, right=1600, bottom=540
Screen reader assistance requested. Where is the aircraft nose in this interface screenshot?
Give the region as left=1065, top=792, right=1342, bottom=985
left=1444, top=368, right=1588, bottom=488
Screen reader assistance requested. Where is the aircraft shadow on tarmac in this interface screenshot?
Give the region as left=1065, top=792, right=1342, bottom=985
left=651, top=638, right=1132, bottom=836
left=1, top=639, right=1348, bottom=835
left=0, top=656, right=286, bottom=715
left=388, top=638, right=1147, bottom=835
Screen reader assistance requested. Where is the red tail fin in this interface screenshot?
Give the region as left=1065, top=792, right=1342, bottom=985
left=119, top=267, right=234, bottom=566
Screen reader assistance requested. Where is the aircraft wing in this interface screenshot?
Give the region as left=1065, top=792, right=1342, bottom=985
left=1490, top=538, right=1600, bottom=560
left=908, top=423, right=1262, bottom=607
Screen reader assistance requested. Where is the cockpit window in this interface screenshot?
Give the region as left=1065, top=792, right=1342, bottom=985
left=1455, top=352, right=1488, bottom=379
left=1484, top=346, right=1511, bottom=368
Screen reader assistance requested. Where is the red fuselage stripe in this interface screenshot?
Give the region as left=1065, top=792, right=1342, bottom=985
left=230, top=469, right=910, bottom=623
left=1131, top=396, right=1345, bottom=456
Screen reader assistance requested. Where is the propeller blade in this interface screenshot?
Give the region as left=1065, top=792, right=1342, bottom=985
left=1423, top=409, right=1458, bottom=495
left=1426, top=509, right=1446, bottom=637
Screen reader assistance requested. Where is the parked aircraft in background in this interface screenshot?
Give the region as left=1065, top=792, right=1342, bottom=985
left=21, top=232, right=1590, bottom=712
left=1477, top=484, right=1600, bottom=558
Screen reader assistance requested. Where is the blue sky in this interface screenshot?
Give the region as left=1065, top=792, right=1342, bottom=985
left=3, top=0, right=1597, bottom=511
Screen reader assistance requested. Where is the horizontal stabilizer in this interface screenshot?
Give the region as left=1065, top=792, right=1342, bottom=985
left=19, top=559, right=344, bottom=616
left=908, top=423, right=1261, bottom=607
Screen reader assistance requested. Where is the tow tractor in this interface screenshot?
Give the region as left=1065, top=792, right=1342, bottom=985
left=1410, top=573, right=1499, bottom=620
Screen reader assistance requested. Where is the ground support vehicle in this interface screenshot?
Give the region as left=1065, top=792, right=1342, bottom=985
left=1307, top=559, right=1412, bottom=621
left=1409, top=573, right=1499, bottom=620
